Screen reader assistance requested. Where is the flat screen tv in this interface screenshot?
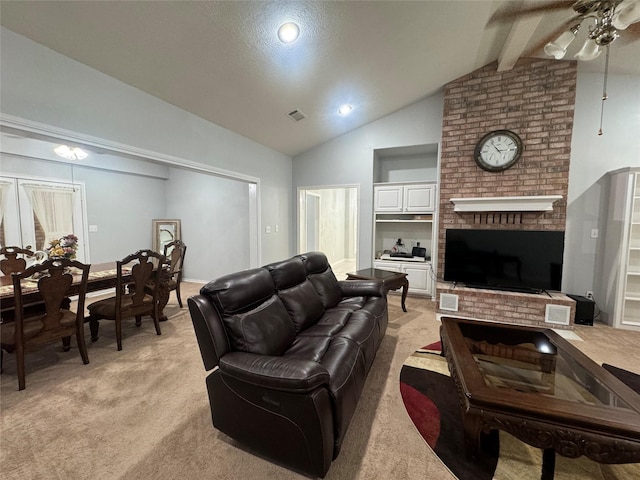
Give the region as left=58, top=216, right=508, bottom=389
left=444, top=229, right=565, bottom=293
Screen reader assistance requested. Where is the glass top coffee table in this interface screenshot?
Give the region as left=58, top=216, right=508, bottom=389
left=440, top=316, right=640, bottom=479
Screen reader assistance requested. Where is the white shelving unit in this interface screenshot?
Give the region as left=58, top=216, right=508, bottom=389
left=599, top=168, right=640, bottom=330
left=624, top=172, right=640, bottom=325
left=373, top=182, right=436, bottom=297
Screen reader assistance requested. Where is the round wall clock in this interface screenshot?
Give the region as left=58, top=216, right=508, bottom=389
left=474, top=129, right=523, bottom=172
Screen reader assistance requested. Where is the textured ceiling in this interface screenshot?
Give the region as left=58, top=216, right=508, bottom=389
left=1, top=1, right=638, bottom=157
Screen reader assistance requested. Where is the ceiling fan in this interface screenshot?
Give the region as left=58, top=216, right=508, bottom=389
left=542, top=0, right=640, bottom=60
left=494, top=0, right=640, bottom=134
left=543, top=1, right=640, bottom=134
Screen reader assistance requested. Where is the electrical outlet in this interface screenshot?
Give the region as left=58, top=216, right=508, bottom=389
left=586, top=291, right=594, bottom=301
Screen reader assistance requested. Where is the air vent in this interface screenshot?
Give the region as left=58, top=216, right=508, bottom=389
left=287, top=109, right=307, bottom=122
left=439, top=293, right=459, bottom=312
left=545, top=304, right=571, bottom=326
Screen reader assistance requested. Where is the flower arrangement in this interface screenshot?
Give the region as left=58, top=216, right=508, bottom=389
left=46, top=233, right=78, bottom=259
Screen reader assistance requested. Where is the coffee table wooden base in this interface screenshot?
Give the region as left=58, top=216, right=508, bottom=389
left=345, top=268, right=409, bottom=312
left=440, top=317, right=640, bottom=480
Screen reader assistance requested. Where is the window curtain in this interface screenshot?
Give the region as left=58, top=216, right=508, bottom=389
left=22, top=184, right=75, bottom=245
left=0, top=180, right=13, bottom=225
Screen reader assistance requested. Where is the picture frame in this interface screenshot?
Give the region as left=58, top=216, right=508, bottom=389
left=152, top=219, right=181, bottom=254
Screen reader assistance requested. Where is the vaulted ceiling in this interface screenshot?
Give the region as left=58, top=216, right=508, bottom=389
left=1, top=1, right=638, bottom=157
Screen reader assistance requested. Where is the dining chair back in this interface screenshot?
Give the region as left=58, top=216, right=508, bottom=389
left=87, top=249, right=165, bottom=351
left=164, top=240, right=186, bottom=307
left=0, top=246, right=34, bottom=275
left=0, top=257, right=90, bottom=390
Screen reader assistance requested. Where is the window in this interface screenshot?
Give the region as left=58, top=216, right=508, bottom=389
left=0, top=176, right=88, bottom=261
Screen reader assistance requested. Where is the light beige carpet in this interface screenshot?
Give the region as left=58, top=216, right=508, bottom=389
left=1, top=283, right=639, bottom=479
left=0, top=285, right=451, bottom=479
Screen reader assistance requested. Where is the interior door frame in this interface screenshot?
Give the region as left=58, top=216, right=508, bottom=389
left=304, top=191, right=320, bottom=252
left=297, top=184, right=359, bottom=267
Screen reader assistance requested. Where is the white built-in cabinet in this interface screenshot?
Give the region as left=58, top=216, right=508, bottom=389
left=373, top=182, right=437, bottom=297
left=373, top=259, right=433, bottom=296
left=599, top=168, right=640, bottom=330
left=374, top=183, right=436, bottom=213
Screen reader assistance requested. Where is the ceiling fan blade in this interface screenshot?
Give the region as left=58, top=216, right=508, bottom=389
left=489, top=0, right=575, bottom=24
left=615, top=20, right=640, bottom=44
left=613, top=0, right=640, bottom=30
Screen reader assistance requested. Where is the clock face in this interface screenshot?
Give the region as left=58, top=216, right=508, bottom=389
left=474, top=130, right=523, bottom=172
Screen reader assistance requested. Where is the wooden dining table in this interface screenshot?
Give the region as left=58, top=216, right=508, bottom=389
left=0, top=262, right=171, bottom=322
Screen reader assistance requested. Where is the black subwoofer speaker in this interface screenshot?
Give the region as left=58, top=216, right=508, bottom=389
left=567, top=294, right=595, bottom=326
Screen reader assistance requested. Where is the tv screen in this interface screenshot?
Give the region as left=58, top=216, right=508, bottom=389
left=443, top=229, right=565, bottom=293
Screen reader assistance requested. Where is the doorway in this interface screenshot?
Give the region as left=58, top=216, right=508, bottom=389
left=298, top=186, right=358, bottom=279
left=0, top=123, right=261, bottom=280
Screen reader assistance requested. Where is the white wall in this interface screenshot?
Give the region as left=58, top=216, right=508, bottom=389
left=2, top=151, right=257, bottom=280
left=293, top=94, right=444, bottom=268
left=0, top=154, right=168, bottom=262
left=5, top=24, right=638, bottom=296
left=0, top=27, right=293, bottom=269
left=566, top=68, right=640, bottom=300
left=166, top=168, right=252, bottom=281
left=293, top=67, right=640, bottom=303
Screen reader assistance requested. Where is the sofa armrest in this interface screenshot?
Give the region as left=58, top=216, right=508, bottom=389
left=219, top=351, right=330, bottom=393
left=339, top=279, right=385, bottom=298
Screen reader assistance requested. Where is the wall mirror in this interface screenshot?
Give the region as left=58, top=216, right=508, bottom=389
left=153, top=219, right=181, bottom=253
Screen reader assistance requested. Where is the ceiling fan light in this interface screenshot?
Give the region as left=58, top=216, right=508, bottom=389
left=544, top=29, right=578, bottom=59
left=574, top=39, right=601, bottom=61
left=612, top=0, right=640, bottom=30
left=54, top=144, right=88, bottom=160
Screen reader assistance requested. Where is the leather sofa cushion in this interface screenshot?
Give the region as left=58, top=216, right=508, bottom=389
left=265, top=257, right=307, bottom=290
left=334, top=296, right=366, bottom=311
left=283, top=333, right=367, bottom=449
left=315, top=309, right=351, bottom=328
left=218, top=351, right=330, bottom=393
left=286, top=335, right=333, bottom=363
left=298, top=251, right=330, bottom=274
left=318, top=336, right=366, bottom=446
left=334, top=310, right=379, bottom=371
left=278, top=279, right=325, bottom=333
left=222, top=294, right=295, bottom=355
left=299, top=251, right=343, bottom=308
left=308, top=269, right=343, bottom=309
left=202, top=267, right=275, bottom=315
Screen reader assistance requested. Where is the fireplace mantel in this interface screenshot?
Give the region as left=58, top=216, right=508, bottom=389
left=450, top=195, right=562, bottom=212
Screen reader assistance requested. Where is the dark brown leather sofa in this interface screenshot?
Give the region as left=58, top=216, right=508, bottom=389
left=188, top=251, right=388, bottom=477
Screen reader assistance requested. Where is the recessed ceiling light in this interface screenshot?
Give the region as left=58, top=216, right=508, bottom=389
left=338, top=105, right=353, bottom=116
left=278, top=22, right=300, bottom=43
left=54, top=145, right=88, bottom=160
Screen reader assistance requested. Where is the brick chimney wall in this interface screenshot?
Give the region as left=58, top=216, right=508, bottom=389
left=438, top=58, right=577, bottom=269
left=436, top=58, right=578, bottom=327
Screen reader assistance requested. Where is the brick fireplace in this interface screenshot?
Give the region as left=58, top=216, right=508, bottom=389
left=436, top=58, right=578, bottom=329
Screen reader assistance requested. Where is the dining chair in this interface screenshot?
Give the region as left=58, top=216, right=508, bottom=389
left=0, top=257, right=91, bottom=391
left=0, top=246, right=35, bottom=275
left=87, top=249, right=165, bottom=351
left=150, top=240, right=186, bottom=308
